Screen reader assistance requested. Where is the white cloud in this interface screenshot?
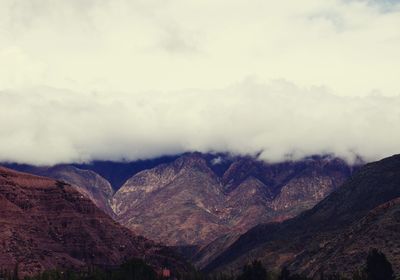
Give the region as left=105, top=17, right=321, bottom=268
left=211, top=157, right=223, bottom=165
left=0, top=0, right=400, bottom=164
left=1, top=81, right=399, bottom=165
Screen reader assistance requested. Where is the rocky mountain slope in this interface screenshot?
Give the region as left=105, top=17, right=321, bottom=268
left=205, top=154, right=400, bottom=278
left=113, top=154, right=229, bottom=246
left=3, top=165, right=115, bottom=216
left=112, top=153, right=354, bottom=255
left=289, top=197, right=400, bottom=277
left=4, top=153, right=357, bottom=268
left=0, top=166, right=188, bottom=277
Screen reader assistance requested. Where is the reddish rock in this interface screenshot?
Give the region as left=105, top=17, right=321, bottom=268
left=0, top=166, right=187, bottom=277
left=3, top=165, right=115, bottom=217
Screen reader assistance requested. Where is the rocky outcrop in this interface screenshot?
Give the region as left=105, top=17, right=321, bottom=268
left=0, top=167, right=188, bottom=277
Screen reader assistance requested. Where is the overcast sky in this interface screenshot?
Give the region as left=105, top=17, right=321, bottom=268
left=1, top=0, right=400, bottom=165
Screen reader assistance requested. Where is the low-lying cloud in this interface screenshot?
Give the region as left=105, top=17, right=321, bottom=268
left=1, top=0, right=400, bottom=164
left=1, top=80, right=399, bottom=165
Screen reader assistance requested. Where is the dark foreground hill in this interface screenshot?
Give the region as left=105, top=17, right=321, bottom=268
left=205, top=154, right=400, bottom=278
left=0, top=166, right=188, bottom=278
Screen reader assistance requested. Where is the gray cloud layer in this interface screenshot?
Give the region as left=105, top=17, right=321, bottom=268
left=1, top=81, right=399, bottom=165
left=1, top=0, right=400, bottom=164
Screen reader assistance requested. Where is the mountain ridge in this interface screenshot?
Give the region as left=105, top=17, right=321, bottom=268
left=205, top=154, right=400, bottom=277
left=3, top=152, right=359, bottom=269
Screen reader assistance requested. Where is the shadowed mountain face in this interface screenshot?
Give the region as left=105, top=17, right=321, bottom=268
left=289, top=197, right=400, bottom=277
left=206, top=154, right=400, bottom=278
left=0, top=167, right=188, bottom=277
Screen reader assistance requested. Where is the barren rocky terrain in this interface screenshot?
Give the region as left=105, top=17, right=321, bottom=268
left=4, top=152, right=357, bottom=269
left=0, top=167, right=188, bottom=277
left=112, top=153, right=354, bottom=250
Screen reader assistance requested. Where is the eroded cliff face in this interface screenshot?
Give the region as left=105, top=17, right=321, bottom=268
left=112, top=153, right=354, bottom=253
left=0, top=167, right=187, bottom=277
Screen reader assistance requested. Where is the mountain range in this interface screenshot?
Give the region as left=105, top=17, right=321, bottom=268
left=3, top=152, right=358, bottom=270
left=2, top=152, right=400, bottom=278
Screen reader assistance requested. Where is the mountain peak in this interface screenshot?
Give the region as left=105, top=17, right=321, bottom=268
left=175, top=153, right=213, bottom=171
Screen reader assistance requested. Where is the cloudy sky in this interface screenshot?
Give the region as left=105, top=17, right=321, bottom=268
left=1, top=0, right=400, bottom=165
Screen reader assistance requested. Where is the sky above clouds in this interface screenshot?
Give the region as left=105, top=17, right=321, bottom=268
left=1, top=0, right=400, bottom=164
